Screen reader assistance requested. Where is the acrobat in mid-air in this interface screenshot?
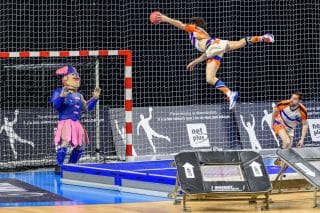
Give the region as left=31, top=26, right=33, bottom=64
left=271, top=92, right=308, bottom=165
left=50, top=66, right=101, bottom=174
left=150, top=11, right=274, bottom=109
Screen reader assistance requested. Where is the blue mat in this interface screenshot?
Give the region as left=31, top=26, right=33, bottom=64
left=61, top=158, right=297, bottom=187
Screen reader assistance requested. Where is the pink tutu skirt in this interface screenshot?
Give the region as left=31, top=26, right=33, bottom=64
left=54, top=119, right=89, bottom=146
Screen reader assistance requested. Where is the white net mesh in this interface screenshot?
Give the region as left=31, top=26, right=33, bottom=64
left=127, top=1, right=320, bottom=156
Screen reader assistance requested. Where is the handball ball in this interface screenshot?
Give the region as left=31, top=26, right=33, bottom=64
left=150, top=11, right=161, bottom=25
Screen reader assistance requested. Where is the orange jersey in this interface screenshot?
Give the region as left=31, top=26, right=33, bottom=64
left=184, top=24, right=210, bottom=52
left=274, top=100, right=308, bottom=130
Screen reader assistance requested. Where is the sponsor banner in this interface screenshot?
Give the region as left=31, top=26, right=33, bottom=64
left=110, top=101, right=319, bottom=156
left=1, top=101, right=317, bottom=161
left=308, top=119, right=320, bottom=142
left=110, top=105, right=236, bottom=156
left=186, top=123, right=210, bottom=148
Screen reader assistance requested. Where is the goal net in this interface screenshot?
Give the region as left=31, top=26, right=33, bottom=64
left=0, top=51, right=132, bottom=169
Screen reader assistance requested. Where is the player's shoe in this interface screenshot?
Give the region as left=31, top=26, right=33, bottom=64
left=229, top=91, right=238, bottom=110
left=274, top=157, right=282, bottom=166
left=262, top=33, right=274, bottom=43
left=54, top=165, right=61, bottom=175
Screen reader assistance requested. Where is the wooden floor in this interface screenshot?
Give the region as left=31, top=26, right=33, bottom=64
left=1, top=192, right=319, bottom=213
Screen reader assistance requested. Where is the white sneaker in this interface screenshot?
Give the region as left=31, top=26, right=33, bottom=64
left=229, top=91, right=238, bottom=110
left=262, top=33, right=274, bottom=43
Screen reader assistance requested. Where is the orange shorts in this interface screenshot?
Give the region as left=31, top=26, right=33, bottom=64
left=206, top=55, right=221, bottom=65
left=273, top=120, right=285, bottom=135
left=273, top=120, right=294, bottom=137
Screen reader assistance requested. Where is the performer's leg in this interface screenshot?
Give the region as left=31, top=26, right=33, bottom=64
left=278, top=129, right=292, bottom=149
left=56, top=124, right=69, bottom=166
left=245, top=33, right=274, bottom=45
left=274, top=129, right=292, bottom=167
left=206, top=60, right=238, bottom=109
left=206, top=60, right=229, bottom=95
left=68, top=126, right=86, bottom=163
left=56, top=146, right=67, bottom=165
left=68, top=145, right=85, bottom=163
left=226, top=39, right=247, bottom=52
left=227, top=34, right=274, bottom=52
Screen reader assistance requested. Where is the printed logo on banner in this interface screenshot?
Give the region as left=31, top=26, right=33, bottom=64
left=308, top=119, right=320, bottom=142
left=186, top=123, right=210, bottom=148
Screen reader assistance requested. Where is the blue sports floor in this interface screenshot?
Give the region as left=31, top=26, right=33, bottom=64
left=0, top=158, right=297, bottom=207
left=0, top=169, right=170, bottom=207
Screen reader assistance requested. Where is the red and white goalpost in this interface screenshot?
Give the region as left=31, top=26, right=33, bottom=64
left=0, top=50, right=133, bottom=164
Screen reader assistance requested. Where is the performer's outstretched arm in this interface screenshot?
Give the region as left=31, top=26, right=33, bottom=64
left=187, top=53, right=208, bottom=71
left=86, top=88, right=101, bottom=111
left=158, top=14, right=186, bottom=31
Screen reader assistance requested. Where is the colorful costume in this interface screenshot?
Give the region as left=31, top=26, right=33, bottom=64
left=185, top=24, right=226, bottom=65
left=50, top=66, right=98, bottom=167
left=273, top=100, right=308, bottom=137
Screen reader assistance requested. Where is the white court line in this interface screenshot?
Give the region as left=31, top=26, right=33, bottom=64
left=136, top=168, right=176, bottom=172
left=148, top=174, right=176, bottom=179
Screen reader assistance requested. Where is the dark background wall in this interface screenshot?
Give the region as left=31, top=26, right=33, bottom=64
left=0, top=0, right=319, bottom=109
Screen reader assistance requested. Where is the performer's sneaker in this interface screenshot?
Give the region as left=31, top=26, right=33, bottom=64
left=262, top=33, right=274, bottom=43
left=274, top=157, right=282, bottom=167
left=54, top=165, right=61, bottom=175
left=229, top=91, right=238, bottom=110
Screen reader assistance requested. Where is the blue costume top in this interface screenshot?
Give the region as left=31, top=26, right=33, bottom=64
left=50, top=87, right=98, bottom=121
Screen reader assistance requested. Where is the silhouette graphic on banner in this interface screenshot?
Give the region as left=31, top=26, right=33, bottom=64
left=0, top=110, right=34, bottom=159
left=261, top=103, right=280, bottom=147
left=114, top=119, right=137, bottom=156
left=240, top=114, right=262, bottom=150
left=137, top=107, right=171, bottom=153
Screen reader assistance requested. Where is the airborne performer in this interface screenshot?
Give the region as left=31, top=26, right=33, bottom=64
left=151, top=12, right=274, bottom=109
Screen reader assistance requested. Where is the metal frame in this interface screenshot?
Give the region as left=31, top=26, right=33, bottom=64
left=171, top=174, right=271, bottom=212
left=272, top=160, right=320, bottom=208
